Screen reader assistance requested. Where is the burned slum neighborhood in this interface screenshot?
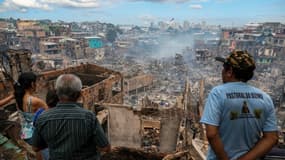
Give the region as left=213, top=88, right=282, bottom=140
left=0, top=18, right=285, bottom=160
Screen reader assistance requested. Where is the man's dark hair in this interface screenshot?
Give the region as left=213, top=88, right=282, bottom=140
left=232, top=67, right=255, bottom=82
left=46, top=89, right=59, bottom=108
left=221, top=50, right=256, bottom=82
left=223, top=62, right=255, bottom=82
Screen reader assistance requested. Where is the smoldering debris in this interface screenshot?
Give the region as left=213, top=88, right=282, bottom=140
left=101, top=147, right=165, bottom=160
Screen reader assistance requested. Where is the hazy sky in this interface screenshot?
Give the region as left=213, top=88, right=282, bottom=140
left=0, top=0, right=284, bottom=26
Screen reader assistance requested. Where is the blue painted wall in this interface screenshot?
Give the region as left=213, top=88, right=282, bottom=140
left=88, top=38, right=103, bottom=48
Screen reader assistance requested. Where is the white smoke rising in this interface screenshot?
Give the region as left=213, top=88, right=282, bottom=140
left=152, top=34, right=194, bottom=58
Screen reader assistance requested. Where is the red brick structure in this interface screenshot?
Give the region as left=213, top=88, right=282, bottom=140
left=37, top=63, right=124, bottom=110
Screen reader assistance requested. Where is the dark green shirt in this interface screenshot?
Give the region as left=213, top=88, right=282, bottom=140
left=32, top=103, right=109, bottom=160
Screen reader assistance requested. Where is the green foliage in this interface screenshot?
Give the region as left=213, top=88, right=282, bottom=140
left=106, top=29, right=117, bottom=43
left=105, top=23, right=123, bottom=43
left=49, top=26, right=63, bottom=36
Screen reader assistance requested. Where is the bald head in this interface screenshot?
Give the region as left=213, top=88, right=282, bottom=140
left=55, top=74, right=82, bottom=101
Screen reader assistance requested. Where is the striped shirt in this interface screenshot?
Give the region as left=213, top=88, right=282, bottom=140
left=32, top=102, right=109, bottom=160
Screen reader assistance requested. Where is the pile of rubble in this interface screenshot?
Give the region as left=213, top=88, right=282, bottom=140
left=101, top=147, right=164, bottom=160
left=101, top=147, right=192, bottom=160
left=0, top=104, right=36, bottom=160
left=141, top=107, right=160, bottom=116
left=141, top=128, right=160, bottom=152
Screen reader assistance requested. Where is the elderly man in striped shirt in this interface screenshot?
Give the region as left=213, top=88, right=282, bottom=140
left=32, top=74, right=111, bottom=160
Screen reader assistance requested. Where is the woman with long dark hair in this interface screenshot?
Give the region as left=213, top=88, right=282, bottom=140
left=14, top=72, right=48, bottom=112
left=13, top=72, right=48, bottom=143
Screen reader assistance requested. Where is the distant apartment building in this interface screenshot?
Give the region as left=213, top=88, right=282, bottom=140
left=244, top=23, right=262, bottom=32
left=84, top=36, right=105, bottom=60
left=44, top=36, right=63, bottom=43
left=60, top=37, right=84, bottom=59
left=272, top=34, right=285, bottom=47
left=218, top=23, right=285, bottom=71
left=0, top=21, right=19, bottom=48
left=0, top=21, right=15, bottom=30
left=16, top=20, right=47, bottom=53
left=17, top=20, right=38, bottom=30
left=17, top=20, right=45, bottom=38
left=39, top=41, right=59, bottom=54
left=115, top=40, right=133, bottom=48
left=256, top=47, right=276, bottom=65
left=41, top=36, right=85, bottom=60
left=0, top=30, right=19, bottom=48
left=195, top=49, right=211, bottom=62
left=270, top=34, right=285, bottom=61
left=49, top=23, right=71, bottom=36
left=85, top=36, right=103, bottom=48
left=174, top=53, right=184, bottom=66
left=70, top=32, right=90, bottom=39
left=261, top=22, right=285, bottom=34
left=219, top=28, right=242, bottom=53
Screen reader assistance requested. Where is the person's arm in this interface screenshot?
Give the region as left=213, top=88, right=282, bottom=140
left=238, top=95, right=279, bottom=160
left=32, top=96, right=49, bottom=111
left=32, top=146, right=45, bottom=152
left=92, top=114, right=111, bottom=152
left=237, top=131, right=278, bottom=160
left=0, top=94, right=14, bottom=107
left=97, top=144, right=111, bottom=152
left=205, top=124, right=229, bottom=160
left=200, top=88, right=228, bottom=159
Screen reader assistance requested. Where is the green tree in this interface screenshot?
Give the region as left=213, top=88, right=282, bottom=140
left=106, top=29, right=117, bottom=43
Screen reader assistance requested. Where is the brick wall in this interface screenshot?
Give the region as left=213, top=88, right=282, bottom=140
left=36, top=63, right=124, bottom=109
left=124, top=74, right=153, bottom=92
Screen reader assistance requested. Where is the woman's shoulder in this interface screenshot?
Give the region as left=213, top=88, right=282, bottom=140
left=30, top=96, right=48, bottom=110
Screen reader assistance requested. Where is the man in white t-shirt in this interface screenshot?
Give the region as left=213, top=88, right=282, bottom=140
left=200, top=50, right=278, bottom=160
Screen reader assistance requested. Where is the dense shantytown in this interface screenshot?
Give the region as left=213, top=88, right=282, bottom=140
left=0, top=19, right=285, bottom=159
